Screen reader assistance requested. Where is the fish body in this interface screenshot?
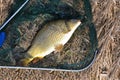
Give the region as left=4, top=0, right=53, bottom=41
left=20, top=19, right=81, bottom=66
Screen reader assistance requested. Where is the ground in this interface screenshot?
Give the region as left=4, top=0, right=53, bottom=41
left=0, top=0, right=120, bottom=80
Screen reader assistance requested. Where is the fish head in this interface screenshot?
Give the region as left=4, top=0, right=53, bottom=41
left=67, top=19, right=81, bottom=31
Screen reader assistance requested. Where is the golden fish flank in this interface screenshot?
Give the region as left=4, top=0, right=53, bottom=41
left=20, top=19, right=81, bottom=66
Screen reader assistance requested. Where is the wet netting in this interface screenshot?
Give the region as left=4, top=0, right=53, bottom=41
left=0, top=0, right=98, bottom=71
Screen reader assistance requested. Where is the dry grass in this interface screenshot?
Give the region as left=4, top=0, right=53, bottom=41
left=0, top=0, right=13, bottom=24
left=0, top=0, right=120, bottom=80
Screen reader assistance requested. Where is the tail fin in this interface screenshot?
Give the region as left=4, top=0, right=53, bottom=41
left=18, top=58, right=33, bottom=66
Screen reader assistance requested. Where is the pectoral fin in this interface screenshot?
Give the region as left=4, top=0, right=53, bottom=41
left=55, top=44, right=64, bottom=52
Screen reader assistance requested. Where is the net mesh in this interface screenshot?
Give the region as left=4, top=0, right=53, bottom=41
left=0, top=0, right=98, bottom=70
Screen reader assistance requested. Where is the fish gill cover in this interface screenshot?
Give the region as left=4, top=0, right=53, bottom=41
left=0, top=0, right=98, bottom=70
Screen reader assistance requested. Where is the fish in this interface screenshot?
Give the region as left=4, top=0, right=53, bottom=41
left=19, top=19, right=81, bottom=66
